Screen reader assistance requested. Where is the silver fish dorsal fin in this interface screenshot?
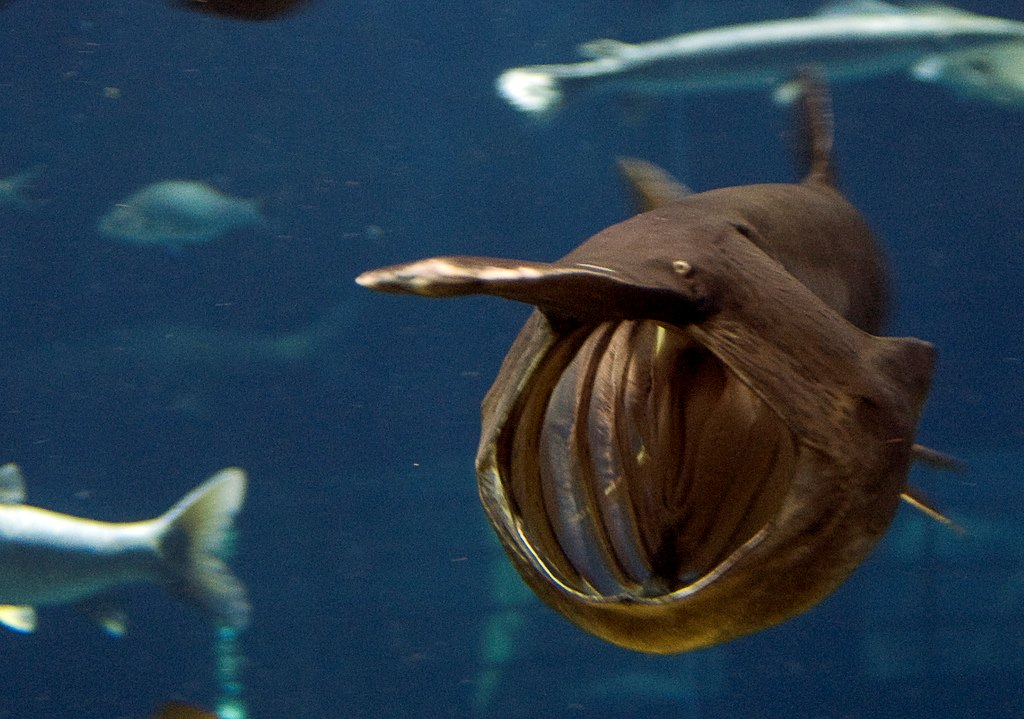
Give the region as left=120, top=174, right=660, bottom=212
left=577, top=39, right=632, bottom=59
left=0, top=605, right=37, bottom=633
left=0, top=463, right=26, bottom=504
left=815, top=0, right=907, bottom=16
left=908, top=3, right=976, bottom=17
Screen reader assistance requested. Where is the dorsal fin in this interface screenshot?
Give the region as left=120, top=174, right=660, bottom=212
left=577, top=39, right=632, bottom=60
left=793, top=68, right=837, bottom=187
left=909, top=3, right=976, bottom=17
left=815, top=0, right=906, bottom=16
left=0, top=463, right=25, bottom=504
left=616, top=157, right=692, bottom=213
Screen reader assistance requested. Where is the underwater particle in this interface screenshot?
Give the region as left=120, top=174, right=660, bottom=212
left=97, top=180, right=263, bottom=250
left=102, top=86, right=122, bottom=99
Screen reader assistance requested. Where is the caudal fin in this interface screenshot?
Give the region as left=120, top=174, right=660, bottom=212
left=157, top=468, right=250, bottom=630
left=496, top=68, right=564, bottom=115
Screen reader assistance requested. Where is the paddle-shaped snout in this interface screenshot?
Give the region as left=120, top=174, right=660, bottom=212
left=355, top=249, right=716, bottom=326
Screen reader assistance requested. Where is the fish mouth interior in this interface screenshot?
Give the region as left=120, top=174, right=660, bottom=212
left=499, top=320, right=795, bottom=599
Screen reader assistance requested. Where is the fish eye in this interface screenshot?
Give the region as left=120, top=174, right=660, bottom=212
left=672, top=259, right=692, bottom=276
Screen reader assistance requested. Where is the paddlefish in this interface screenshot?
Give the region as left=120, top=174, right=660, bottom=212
left=358, top=73, right=954, bottom=653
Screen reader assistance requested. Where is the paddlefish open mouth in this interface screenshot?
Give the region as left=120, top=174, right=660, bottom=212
left=493, top=320, right=794, bottom=600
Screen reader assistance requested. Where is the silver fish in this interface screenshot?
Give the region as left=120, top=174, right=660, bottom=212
left=497, top=1, right=1024, bottom=115
left=0, top=165, right=43, bottom=206
left=98, top=180, right=263, bottom=250
left=0, top=464, right=249, bottom=634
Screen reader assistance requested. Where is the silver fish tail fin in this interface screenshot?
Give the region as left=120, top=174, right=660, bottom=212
left=792, top=68, right=837, bottom=188
left=157, top=468, right=250, bottom=631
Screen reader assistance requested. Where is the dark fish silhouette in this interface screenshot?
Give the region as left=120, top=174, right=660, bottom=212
left=172, top=0, right=311, bottom=21
left=357, top=74, right=945, bottom=653
left=150, top=701, right=218, bottom=719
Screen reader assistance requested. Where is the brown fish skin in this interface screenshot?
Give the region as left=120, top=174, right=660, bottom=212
left=357, top=74, right=936, bottom=653
left=554, top=180, right=889, bottom=333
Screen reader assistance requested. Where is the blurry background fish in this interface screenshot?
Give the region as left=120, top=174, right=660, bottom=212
left=496, top=1, right=1024, bottom=116
left=0, top=165, right=43, bottom=206
left=0, top=465, right=249, bottom=635
left=98, top=180, right=264, bottom=251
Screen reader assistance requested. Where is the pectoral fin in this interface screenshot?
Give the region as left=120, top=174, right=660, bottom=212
left=900, top=486, right=964, bottom=535
left=903, top=445, right=964, bottom=534
left=577, top=39, right=632, bottom=59
left=911, top=443, right=965, bottom=473
left=0, top=605, right=37, bottom=633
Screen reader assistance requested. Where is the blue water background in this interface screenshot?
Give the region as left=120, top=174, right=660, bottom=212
left=0, top=1, right=1021, bottom=717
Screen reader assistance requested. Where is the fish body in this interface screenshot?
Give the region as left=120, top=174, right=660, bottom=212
left=0, top=166, right=43, bottom=206
left=98, top=180, right=262, bottom=249
left=358, top=75, right=939, bottom=653
left=0, top=465, right=249, bottom=633
left=497, top=1, right=1024, bottom=114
